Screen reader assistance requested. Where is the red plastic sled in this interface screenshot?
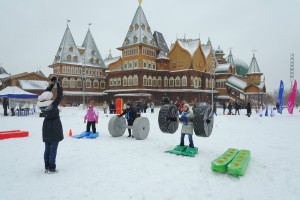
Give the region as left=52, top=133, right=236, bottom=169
left=0, top=130, right=29, bottom=140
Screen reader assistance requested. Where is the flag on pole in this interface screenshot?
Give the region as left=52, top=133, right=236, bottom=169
left=278, top=80, right=284, bottom=114
left=288, top=80, right=297, bottom=114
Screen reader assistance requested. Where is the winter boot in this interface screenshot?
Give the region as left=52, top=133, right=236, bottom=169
left=48, top=164, right=58, bottom=174
left=45, top=162, right=50, bottom=173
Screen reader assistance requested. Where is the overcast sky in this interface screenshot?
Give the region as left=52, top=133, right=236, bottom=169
left=0, top=0, right=299, bottom=91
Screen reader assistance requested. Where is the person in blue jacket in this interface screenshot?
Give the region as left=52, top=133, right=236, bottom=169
left=118, top=103, right=137, bottom=138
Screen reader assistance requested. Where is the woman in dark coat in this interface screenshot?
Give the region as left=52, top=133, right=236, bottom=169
left=37, top=77, right=63, bottom=173
left=228, top=102, right=232, bottom=115
left=246, top=102, right=252, bottom=117
left=118, top=103, right=137, bottom=138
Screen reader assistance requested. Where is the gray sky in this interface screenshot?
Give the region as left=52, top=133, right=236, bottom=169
left=0, top=0, right=299, bottom=91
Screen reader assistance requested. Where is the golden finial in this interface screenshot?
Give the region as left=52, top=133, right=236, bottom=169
left=138, top=0, right=142, bottom=6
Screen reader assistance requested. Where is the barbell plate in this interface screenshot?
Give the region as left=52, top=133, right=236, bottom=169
left=193, top=105, right=214, bottom=137
left=132, top=117, right=150, bottom=140
left=108, top=115, right=127, bottom=137
left=158, top=104, right=179, bottom=134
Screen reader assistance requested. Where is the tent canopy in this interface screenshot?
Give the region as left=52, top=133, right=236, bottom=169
left=0, top=86, right=38, bottom=98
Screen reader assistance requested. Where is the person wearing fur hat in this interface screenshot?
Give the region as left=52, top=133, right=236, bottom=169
left=118, top=103, right=137, bottom=138
left=179, top=103, right=195, bottom=148
left=37, top=77, right=63, bottom=174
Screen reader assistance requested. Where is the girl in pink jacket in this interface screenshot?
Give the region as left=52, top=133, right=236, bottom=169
left=84, top=101, right=99, bottom=133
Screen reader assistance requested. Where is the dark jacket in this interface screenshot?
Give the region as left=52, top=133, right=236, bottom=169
left=3, top=99, right=9, bottom=109
left=40, top=82, right=64, bottom=143
left=119, top=107, right=137, bottom=125
left=246, top=103, right=252, bottom=114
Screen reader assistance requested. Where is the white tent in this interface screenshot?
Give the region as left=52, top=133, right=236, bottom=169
left=0, top=86, right=38, bottom=98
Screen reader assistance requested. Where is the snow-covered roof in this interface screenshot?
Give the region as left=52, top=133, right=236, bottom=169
left=53, top=26, right=83, bottom=66
left=215, top=95, right=235, bottom=100
left=177, top=39, right=200, bottom=57
left=104, top=88, right=218, bottom=94
left=201, top=44, right=211, bottom=59
left=63, top=91, right=107, bottom=96
left=122, top=5, right=157, bottom=48
left=0, top=86, right=38, bottom=98
left=114, top=93, right=152, bottom=97
left=248, top=54, right=261, bottom=74
left=215, top=63, right=231, bottom=73
left=104, top=56, right=121, bottom=67
left=226, top=51, right=249, bottom=76
left=18, top=80, right=48, bottom=90
left=153, top=31, right=169, bottom=53
left=81, top=29, right=106, bottom=68
left=156, top=51, right=169, bottom=60
left=226, top=76, right=247, bottom=92
left=0, top=74, right=10, bottom=79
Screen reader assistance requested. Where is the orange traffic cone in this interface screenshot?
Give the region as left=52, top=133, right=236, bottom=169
left=69, top=129, right=73, bottom=137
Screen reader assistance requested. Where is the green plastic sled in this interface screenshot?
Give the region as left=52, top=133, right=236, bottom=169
left=227, top=150, right=250, bottom=176
left=165, top=145, right=198, bottom=157
left=211, top=148, right=239, bottom=173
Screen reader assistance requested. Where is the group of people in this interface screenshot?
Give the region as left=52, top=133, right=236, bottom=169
left=1, top=98, right=33, bottom=116
left=222, top=101, right=242, bottom=115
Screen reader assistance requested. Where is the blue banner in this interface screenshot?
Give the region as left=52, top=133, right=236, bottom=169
left=278, top=80, right=284, bottom=114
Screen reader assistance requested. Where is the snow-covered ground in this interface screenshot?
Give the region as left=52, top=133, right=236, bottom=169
left=0, top=107, right=300, bottom=200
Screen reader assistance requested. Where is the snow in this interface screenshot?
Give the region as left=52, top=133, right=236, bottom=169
left=1, top=107, right=300, bottom=200
left=201, top=45, right=211, bottom=58
left=104, top=56, right=121, bottom=67
left=178, top=39, right=200, bottom=57
left=215, top=63, right=231, bottom=73
left=0, top=74, right=10, bottom=79
left=226, top=76, right=247, bottom=91
left=18, top=80, right=49, bottom=90
left=63, top=91, right=107, bottom=96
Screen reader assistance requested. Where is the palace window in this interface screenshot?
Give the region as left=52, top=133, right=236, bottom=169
left=96, top=59, right=100, bottom=65
left=152, top=77, right=157, bottom=87
left=109, top=79, right=113, bottom=86
left=143, top=36, right=147, bottom=43
left=123, top=76, right=128, bottom=86
left=91, top=49, right=95, bottom=55
left=90, top=58, right=94, bottom=64
left=125, top=38, right=130, bottom=45
left=175, top=76, right=181, bottom=87
left=206, top=78, right=209, bottom=88
left=86, top=79, right=91, bottom=88
left=73, top=56, right=78, bottom=62
left=164, top=77, right=168, bottom=87
left=182, top=76, right=187, bottom=86
left=128, top=76, right=133, bottom=86
left=70, top=78, right=76, bottom=88
left=147, top=26, right=151, bottom=33
left=143, top=75, right=148, bottom=86
left=134, top=61, right=138, bottom=69
left=169, top=77, right=174, bottom=87
left=67, top=55, right=71, bottom=62
left=113, top=78, right=117, bottom=86
left=117, top=78, right=121, bottom=86
left=130, top=26, right=134, bottom=32
left=157, top=76, right=162, bottom=87
left=93, top=80, right=99, bottom=88
left=69, top=47, right=73, bottom=52
left=148, top=76, right=152, bottom=86
left=76, top=78, right=82, bottom=88
left=134, top=36, right=138, bottom=43
left=62, top=78, right=69, bottom=88
left=100, top=80, right=106, bottom=89
left=141, top=24, right=145, bottom=30
left=133, top=75, right=138, bottom=86
left=135, top=24, right=139, bottom=30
